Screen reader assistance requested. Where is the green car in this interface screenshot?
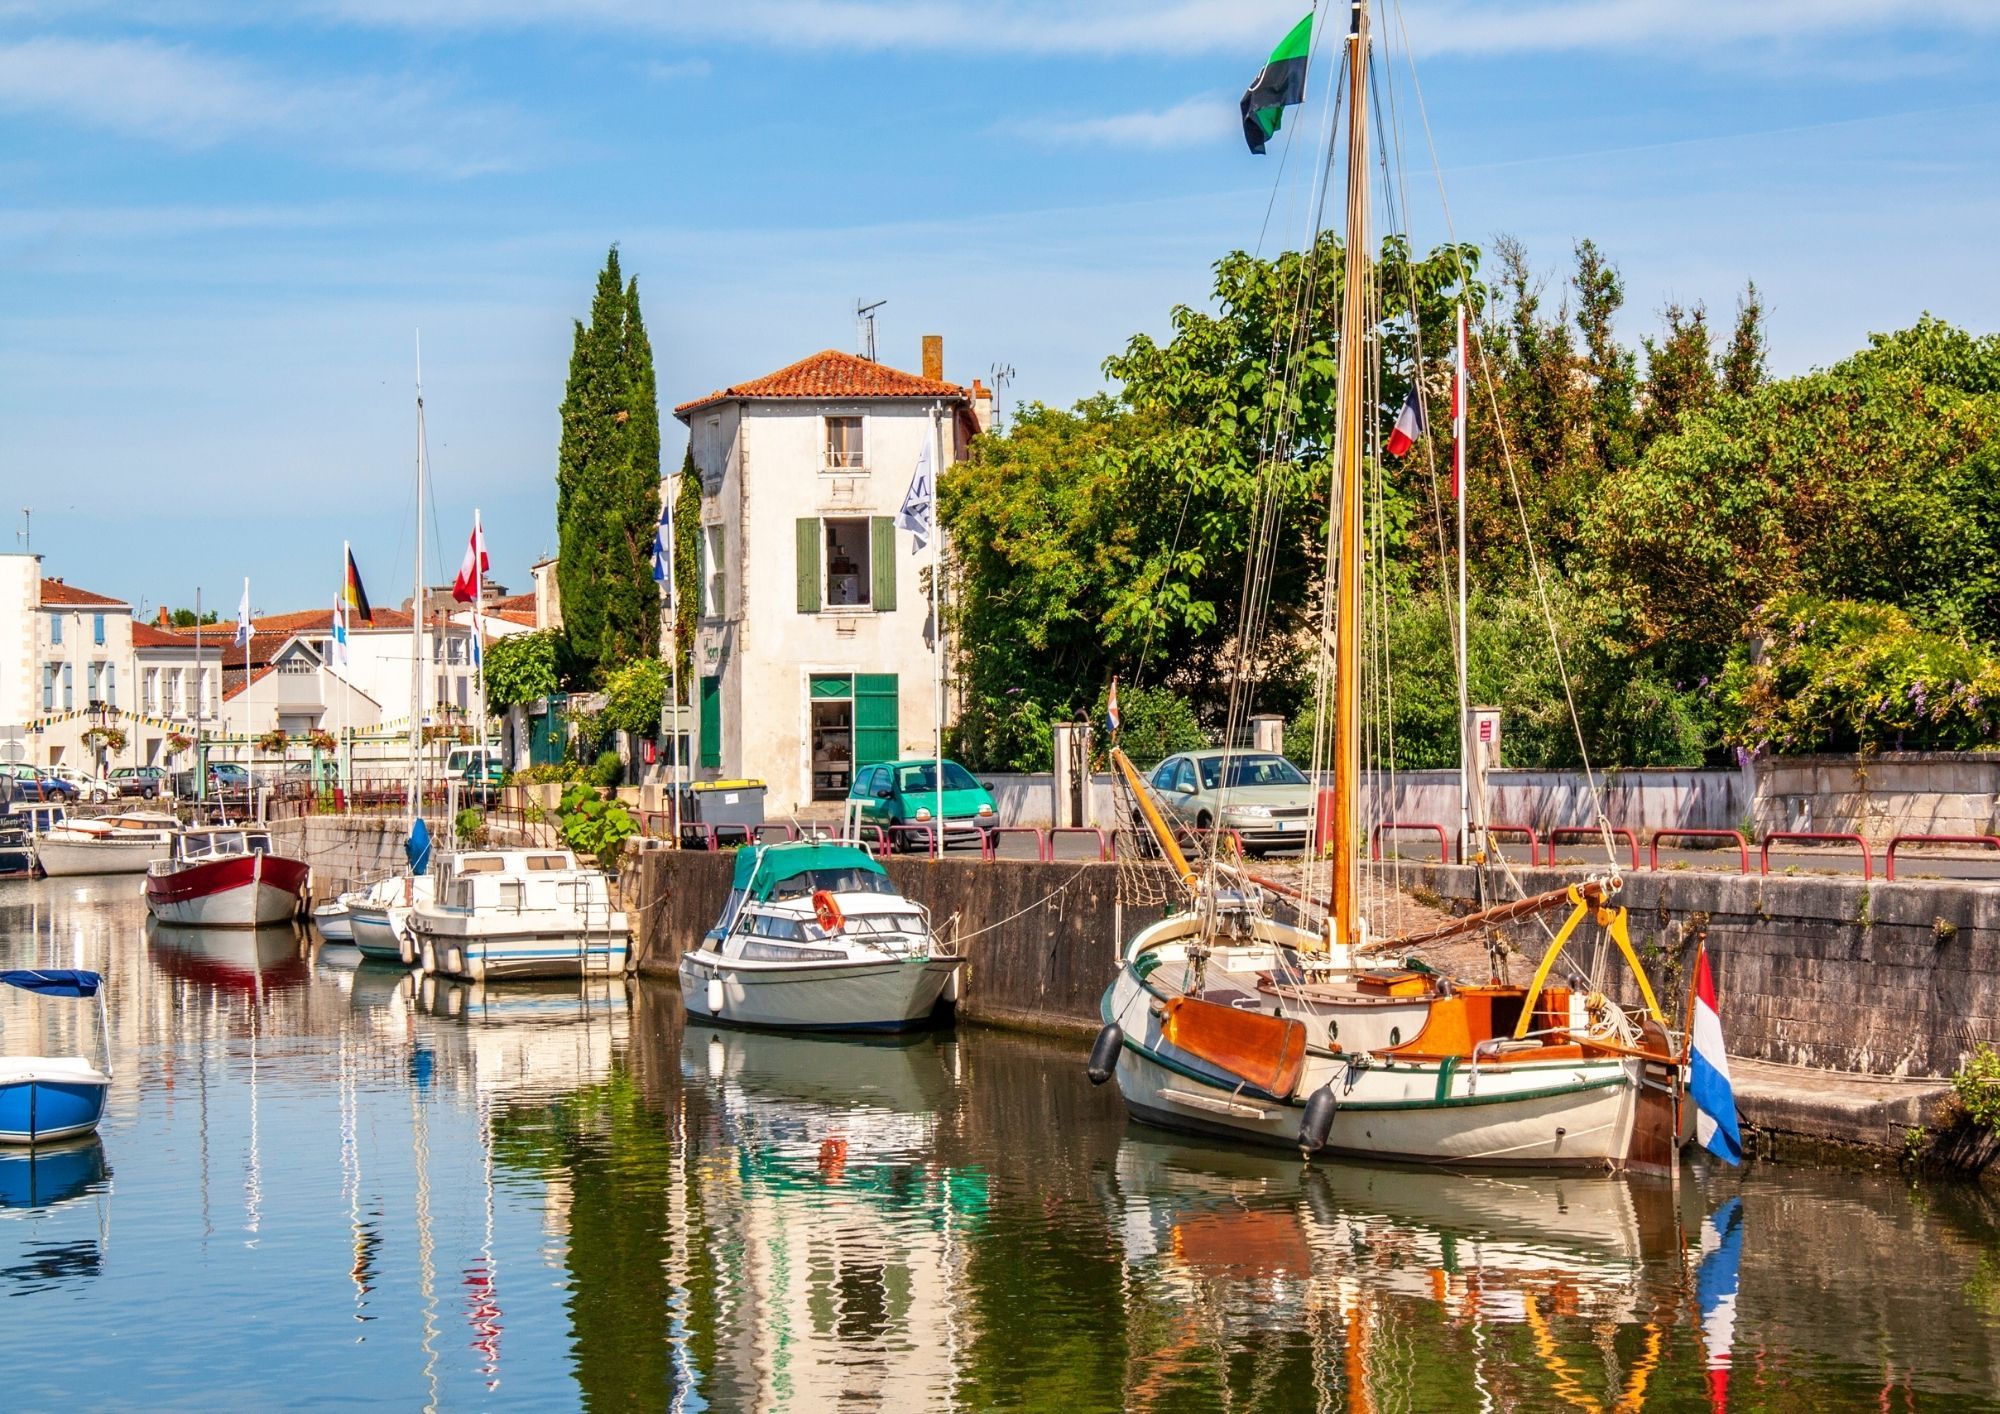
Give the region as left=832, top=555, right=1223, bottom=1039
left=462, top=757, right=507, bottom=803
left=847, top=758, right=999, bottom=848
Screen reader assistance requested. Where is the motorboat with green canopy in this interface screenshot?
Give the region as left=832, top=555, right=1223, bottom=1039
left=679, top=842, right=962, bottom=1032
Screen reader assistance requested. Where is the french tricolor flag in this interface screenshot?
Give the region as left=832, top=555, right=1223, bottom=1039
left=1386, top=388, right=1426, bottom=458
left=1690, top=943, right=1743, bottom=1165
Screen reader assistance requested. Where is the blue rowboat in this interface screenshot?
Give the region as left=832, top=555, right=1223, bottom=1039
left=0, top=970, right=111, bottom=1146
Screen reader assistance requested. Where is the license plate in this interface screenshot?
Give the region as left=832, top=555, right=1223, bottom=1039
left=1279, top=819, right=1302, bottom=831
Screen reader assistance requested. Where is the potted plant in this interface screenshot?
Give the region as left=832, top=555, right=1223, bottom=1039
left=307, top=728, right=338, bottom=754
left=83, top=726, right=127, bottom=755
left=257, top=728, right=289, bottom=754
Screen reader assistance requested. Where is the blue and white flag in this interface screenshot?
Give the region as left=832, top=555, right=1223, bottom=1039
left=234, top=577, right=252, bottom=649
left=1690, top=943, right=1743, bottom=1164
left=897, top=438, right=934, bottom=554
left=331, top=590, right=348, bottom=667
left=1696, top=1197, right=1744, bottom=1411
left=652, top=488, right=677, bottom=615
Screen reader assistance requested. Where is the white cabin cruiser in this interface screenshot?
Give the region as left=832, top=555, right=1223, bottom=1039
left=679, top=842, right=962, bottom=1033
left=408, top=848, right=629, bottom=982
left=349, top=874, right=436, bottom=964
left=34, top=811, right=178, bottom=878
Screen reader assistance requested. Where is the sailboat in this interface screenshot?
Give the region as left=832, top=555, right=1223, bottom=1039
left=1090, top=0, right=1686, bottom=1170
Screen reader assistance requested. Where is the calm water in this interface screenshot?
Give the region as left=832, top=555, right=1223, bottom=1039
left=0, top=877, right=1996, bottom=1411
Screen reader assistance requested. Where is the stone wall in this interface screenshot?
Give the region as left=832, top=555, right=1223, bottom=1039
left=269, top=814, right=436, bottom=902
left=1754, top=752, right=2000, bottom=841
left=630, top=850, right=1145, bottom=1035
left=1408, top=862, right=2000, bottom=1080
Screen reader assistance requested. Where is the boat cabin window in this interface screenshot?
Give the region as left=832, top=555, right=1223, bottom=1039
left=458, top=857, right=506, bottom=873
left=748, top=913, right=805, bottom=941
left=246, top=833, right=272, bottom=853
left=526, top=855, right=571, bottom=871
left=1197, top=753, right=1308, bottom=790
left=766, top=867, right=895, bottom=900
left=497, top=880, right=524, bottom=910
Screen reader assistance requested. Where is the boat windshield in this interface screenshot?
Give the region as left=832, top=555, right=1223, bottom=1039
left=1196, top=754, right=1308, bottom=790
left=767, top=868, right=899, bottom=900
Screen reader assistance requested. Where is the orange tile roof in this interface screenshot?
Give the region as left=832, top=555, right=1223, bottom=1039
left=674, top=349, right=969, bottom=418
left=159, top=606, right=414, bottom=638
left=488, top=609, right=538, bottom=628
left=40, top=577, right=126, bottom=608
left=491, top=592, right=536, bottom=614
left=223, top=663, right=280, bottom=701
left=132, top=623, right=188, bottom=649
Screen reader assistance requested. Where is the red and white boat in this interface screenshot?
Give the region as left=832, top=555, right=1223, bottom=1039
left=144, top=826, right=309, bottom=929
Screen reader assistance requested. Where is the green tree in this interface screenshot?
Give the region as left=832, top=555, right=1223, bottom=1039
left=484, top=630, right=560, bottom=709
left=556, top=245, right=662, bottom=676
left=1719, top=281, right=1767, bottom=398
left=167, top=607, right=219, bottom=626
left=1638, top=303, right=1715, bottom=446
left=599, top=656, right=666, bottom=737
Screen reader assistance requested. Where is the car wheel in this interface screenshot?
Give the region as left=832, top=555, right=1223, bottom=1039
left=1196, top=812, right=1213, bottom=832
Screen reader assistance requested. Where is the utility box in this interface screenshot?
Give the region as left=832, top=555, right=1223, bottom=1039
left=1250, top=714, right=1285, bottom=754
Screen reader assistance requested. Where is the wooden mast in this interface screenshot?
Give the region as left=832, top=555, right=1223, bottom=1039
left=1329, top=0, right=1372, bottom=946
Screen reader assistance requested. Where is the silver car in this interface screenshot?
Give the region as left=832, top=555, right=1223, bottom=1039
left=1144, top=750, right=1317, bottom=855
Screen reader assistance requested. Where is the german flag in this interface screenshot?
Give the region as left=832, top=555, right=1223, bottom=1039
left=344, top=549, right=374, bottom=624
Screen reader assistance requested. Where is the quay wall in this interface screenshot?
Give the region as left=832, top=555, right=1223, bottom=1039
left=632, top=849, right=2000, bottom=1078
left=1753, top=752, right=2000, bottom=840
left=269, top=815, right=438, bottom=902
left=1407, top=862, right=2000, bottom=1081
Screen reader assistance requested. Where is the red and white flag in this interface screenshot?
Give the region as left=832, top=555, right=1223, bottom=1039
left=1386, top=388, right=1425, bottom=458
left=453, top=512, right=488, bottom=604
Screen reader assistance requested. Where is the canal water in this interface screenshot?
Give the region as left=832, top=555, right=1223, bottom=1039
left=2, top=877, right=1997, bottom=1411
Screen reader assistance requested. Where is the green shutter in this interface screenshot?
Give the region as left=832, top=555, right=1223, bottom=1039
left=870, top=517, right=897, bottom=613
left=853, top=672, right=899, bottom=769
left=796, top=519, right=821, bottom=614
left=809, top=674, right=852, bottom=700
left=699, top=675, right=722, bottom=769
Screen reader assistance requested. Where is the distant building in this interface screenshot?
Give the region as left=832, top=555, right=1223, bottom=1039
left=673, top=339, right=990, bottom=814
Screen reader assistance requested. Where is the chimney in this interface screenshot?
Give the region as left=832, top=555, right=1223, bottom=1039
left=921, top=334, right=943, bottom=384
left=971, top=378, right=993, bottom=434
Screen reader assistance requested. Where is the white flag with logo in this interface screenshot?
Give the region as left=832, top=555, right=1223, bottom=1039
left=897, top=438, right=934, bottom=554
left=234, top=577, right=252, bottom=648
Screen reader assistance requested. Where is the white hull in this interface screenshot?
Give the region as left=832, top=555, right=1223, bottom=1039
left=350, top=904, right=417, bottom=963
left=313, top=904, right=355, bottom=944
left=679, top=950, right=959, bottom=1032
left=34, top=836, right=170, bottom=877
left=149, top=879, right=301, bottom=929
left=415, top=920, right=630, bottom=982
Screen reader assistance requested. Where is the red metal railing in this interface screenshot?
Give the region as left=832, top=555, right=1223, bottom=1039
left=1370, top=821, right=1450, bottom=862
left=1544, top=825, right=1640, bottom=871
left=1649, top=828, right=1749, bottom=874
left=1470, top=822, right=1540, bottom=864
left=1049, top=826, right=1115, bottom=862
left=1760, top=830, right=1872, bottom=880
left=1884, top=833, right=2000, bottom=881
left=982, top=826, right=1049, bottom=862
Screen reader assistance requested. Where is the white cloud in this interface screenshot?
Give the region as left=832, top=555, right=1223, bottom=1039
left=642, top=55, right=712, bottom=82
left=0, top=36, right=533, bottom=176
left=1002, top=95, right=1234, bottom=151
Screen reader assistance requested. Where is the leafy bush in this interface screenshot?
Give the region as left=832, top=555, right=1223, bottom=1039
left=557, top=784, right=637, bottom=870
left=1953, top=1044, right=2000, bottom=1133
left=948, top=691, right=1056, bottom=774
left=599, top=657, right=667, bottom=737
left=590, top=749, right=623, bottom=788
left=1716, top=595, right=2000, bottom=754
left=484, top=631, right=561, bottom=710
left=1093, top=682, right=1208, bottom=769
left=454, top=807, right=486, bottom=844
left=510, top=762, right=584, bottom=785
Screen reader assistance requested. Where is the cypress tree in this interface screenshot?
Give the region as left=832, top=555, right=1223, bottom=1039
left=555, top=246, right=663, bottom=676
left=1720, top=281, right=1767, bottom=399
left=672, top=447, right=702, bottom=693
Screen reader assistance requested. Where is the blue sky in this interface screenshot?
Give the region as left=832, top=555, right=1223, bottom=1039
left=3, top=0, right=1997, bottom=615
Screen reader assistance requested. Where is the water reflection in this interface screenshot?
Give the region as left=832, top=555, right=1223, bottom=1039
left=0, top=876, right=1996, bottom=1408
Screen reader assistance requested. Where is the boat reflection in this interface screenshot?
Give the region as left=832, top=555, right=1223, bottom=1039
left=0, top=1136, right=110, bottom=1296
left=146, top=920, right=310, bottom=993
left=674, top=1024, right=985, bottom=1412
left=1104, top=1133, right=1694, bottom=1411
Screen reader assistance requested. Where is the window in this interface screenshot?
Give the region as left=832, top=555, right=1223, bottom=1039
left=93, top=613, right=105, bottom=646
left=824, top=416, right=864, bottom=471
left=1151, top=759, right=1180, bottom=791
left=895, top=761, right=979, bottom=794
left=143, top=668, right=157, bottom=712
left=41, top=667, right=54, bottom=712
left=106, top=663, right=116, bottom=707
left=62, top=664, right=72, bottom=710
left=703, top=525, right=725, bottom=617
left=823, top=518, right=871, bottom=608
left=50, top=616, right=61, bottom=646
left=1195, top=753, right=1308, bottom=791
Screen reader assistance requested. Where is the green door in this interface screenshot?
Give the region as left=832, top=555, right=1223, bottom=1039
left=530, top=693, right=567, bottom=767
left=852, top=673, right=898, bottom=772
left=698, top=676, right=722, bottom=769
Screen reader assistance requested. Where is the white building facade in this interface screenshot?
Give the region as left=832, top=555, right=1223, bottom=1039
left=674, top=344, right=987, bottom=815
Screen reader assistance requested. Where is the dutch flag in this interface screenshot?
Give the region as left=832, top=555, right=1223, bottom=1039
left=1697, top=1196, right=1744, bottom=1413
left=1690, top=942, right=1743, bottom=1165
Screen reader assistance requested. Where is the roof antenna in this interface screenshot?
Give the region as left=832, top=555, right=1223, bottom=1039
left=855, top=299, right=886, bottom=362
left=16, top=507, right=28, bottom=553
left=988, top=363, right=1016, bottom=433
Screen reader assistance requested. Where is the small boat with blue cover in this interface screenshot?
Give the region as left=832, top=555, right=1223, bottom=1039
left=679, top=841, right=962, bottom=1033
left=0, top=970, right=111, bottom=1146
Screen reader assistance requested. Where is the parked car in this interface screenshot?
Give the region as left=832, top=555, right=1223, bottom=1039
left=47, top=766, right=114, bottom=803
left=9, top=765, right=81, bottom=803
left=445, top=743, right=502, bottom=779
left=108, top=765, right=168, bottom=799
left=1143, top=750, right=1316, bottom=855
left=847, top=758, right=999, bottom=848
left=168, top=761, right=253, bottom=801
left=461, top=757, right=506, bottom=804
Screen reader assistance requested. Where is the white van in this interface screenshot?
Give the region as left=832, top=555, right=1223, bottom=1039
left=444, top=744, right=502, bottom=778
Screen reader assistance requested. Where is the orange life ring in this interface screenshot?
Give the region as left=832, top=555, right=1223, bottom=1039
left=812, top=889, right=845, bottom=934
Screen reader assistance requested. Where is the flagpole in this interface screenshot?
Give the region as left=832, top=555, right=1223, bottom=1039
left=1454, top=302, right=1473, bottom=866
left=473, top=508, right=487, bottom=773
left=409, top=334, right=427, bottom=830
left=242, top=576, right=252, bottom=824
left=931, top=404, right=944, bottom=863
left=663, top=482, right=684, bottom=850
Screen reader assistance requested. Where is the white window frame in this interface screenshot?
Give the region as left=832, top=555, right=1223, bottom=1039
left=822, top=414, right=866, bottom=474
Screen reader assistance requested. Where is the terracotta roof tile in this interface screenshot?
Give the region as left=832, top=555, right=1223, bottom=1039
left=491, top=592, right=536, bottom=613
left=132, top=623, right=189, bottom=649
left=39, top=577, right=126, bottom=608
left=674, top=349, right=968, bottom=418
